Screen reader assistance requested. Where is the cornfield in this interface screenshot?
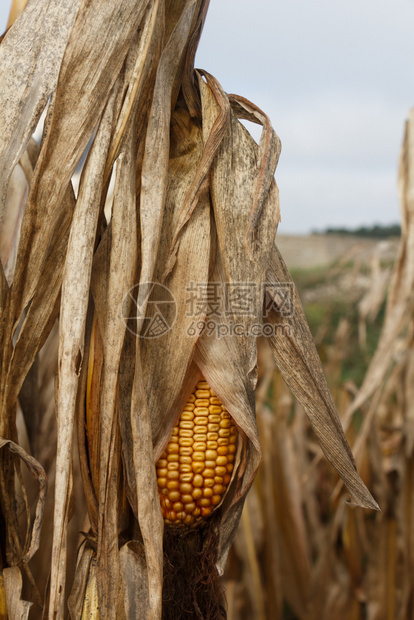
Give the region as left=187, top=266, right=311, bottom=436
left=2, top=0, right=412, bottom=618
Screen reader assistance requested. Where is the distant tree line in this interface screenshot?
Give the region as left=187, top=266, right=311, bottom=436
left=313, top=223, right=401, bottom=239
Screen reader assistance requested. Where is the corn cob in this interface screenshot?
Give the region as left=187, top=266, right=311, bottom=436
left=156, top=380, right=237, bottom=526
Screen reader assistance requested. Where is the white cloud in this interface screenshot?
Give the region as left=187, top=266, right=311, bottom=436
left=256, top=90, right=407, bottom=173
left=277, top=165, right=400, bottom=234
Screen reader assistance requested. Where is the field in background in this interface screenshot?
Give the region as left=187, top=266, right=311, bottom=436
left=223, top=231, right=414, bottom=620
left=281, top=234, right=398, bottom=385
left=276, top=233, right=399, bottom=271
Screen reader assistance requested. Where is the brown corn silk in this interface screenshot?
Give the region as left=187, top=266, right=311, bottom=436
left=0, top=0, right=378, bottom=618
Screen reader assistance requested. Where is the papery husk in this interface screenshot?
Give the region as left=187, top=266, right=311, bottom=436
left=163, top=72, right=230, bottom=277
left=95, top=117, right=139, bottom=615
left=177, top=73, right=283, bottom=575
left=192, top=250, right=262, bottom=574
left=141, top=104, right=211, bottom=454
left=3, top=566, right=32, bottom=619
left=0, top=0, right=82, bottom=218
left=0, top=438, right=47, bottom=563
left=119, top=542, right=150, bottom=618
left=50, top=76, right=125, bottom=615
left=136, top=0, right=198, bottom=328
left=198, top=72, right=280, bottom=387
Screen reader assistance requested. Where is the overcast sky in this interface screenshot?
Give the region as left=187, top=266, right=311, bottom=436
left=2, top=0, right=414, bottom=233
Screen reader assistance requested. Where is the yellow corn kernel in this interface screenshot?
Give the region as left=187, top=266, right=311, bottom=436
left=195, top=399, right=210, bottom=406
left=156, top=379, right=237, bottom=526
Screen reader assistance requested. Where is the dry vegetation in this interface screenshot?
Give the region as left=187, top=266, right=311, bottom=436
left=0, top=1, right=408, bottom=619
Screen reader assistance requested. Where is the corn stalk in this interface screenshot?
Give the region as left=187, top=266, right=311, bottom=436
left=0, top=1, right=377, bottom=617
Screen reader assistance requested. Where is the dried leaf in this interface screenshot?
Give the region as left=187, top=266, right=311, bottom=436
left=255, top=408, right=283, bottom=619
left=0, top=162, right=28, bottom=285
left=130, top=346, right=164, bottom=620
left=193, top=253, right=262, bottom=572
left=120, top=542, right=150, bottom=619
left=118, top=326, right=138, bottom=514
left=141, top=105, right=210, bottom=451
left=67, top=545, right=94, bottom=619
left=96, top=120, right=138, bottom=615
left=181, top=1, right=210, bottom=117
left=6, top=0, right=28, bottom=29
left=0, top=437, right=47, bottom=562
left=104, top=0, right=164, bottom=181
left=198, top=74, right=280, bottom=384
left=404, top=347, right=414, bottom=455
left=3, top=566, right=31, bottom=619
left=0, top=262, right=8, bottom=319
left=137, top=0, right=198, bottom=327
left=238, top=496, right=266, bottom=620
left=76, top=310, right=99, bottom=530
left=265, top=245, right=379, bottom=510
left=49, top=79, right=122, bottom=616
left=0, top=0, right=82, bottom=218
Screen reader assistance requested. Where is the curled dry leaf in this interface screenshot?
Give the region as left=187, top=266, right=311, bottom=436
left=0, top=438, right=47, bottom=562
